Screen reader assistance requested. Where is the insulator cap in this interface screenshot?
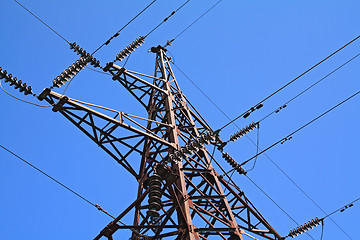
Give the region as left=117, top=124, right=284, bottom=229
left=289, top=217, right=322, bottom=237
left=52, top=57, right=88, bottom=88
left=147, top=173, right=163, bottom=220
left=229, top=122, right=258, bottom=142
left=70, top=42, right=101, bottom=67
left=115, top=36, right=145, bottom=61
left=0, top=68, right=33, bottom=95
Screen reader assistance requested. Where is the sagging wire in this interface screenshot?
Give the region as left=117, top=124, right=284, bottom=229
left=246, top=124, right=260, bottom=172
left=0, top=67, right=52, bottom=107
left=240, top=89, right=360, bottom=168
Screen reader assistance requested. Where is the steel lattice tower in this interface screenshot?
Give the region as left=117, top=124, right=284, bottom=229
left=38, top=45, right=283, bottom=240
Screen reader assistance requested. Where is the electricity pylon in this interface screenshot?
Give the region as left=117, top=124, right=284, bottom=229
left=38, top=45, right=283, bottom=240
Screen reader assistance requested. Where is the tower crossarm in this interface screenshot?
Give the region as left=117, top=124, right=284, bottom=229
left=38, top=89, right=175, bottom=179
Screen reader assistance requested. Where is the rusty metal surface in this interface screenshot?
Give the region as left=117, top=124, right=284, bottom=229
left=41, top=47, right=282, bottom=240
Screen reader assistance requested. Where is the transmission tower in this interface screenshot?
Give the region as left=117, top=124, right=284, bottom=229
left=37, top=45, right=283, bottom=240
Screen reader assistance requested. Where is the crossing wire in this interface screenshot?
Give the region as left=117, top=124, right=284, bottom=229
left=219, top=34, right=360, bottom=131
left=240, top=89, right=360, bottom=167
left=244, top=135, right=354, bottom=240
left=204, top=148, right=315, bottom=240
left=0, top=143, right=148, bottom=238
left=173, top=60, right=354, bottom=239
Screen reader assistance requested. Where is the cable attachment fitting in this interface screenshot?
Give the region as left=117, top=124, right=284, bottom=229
left=222, top=152, right=246, bottom=175
left=115, top=36, right=145, bottom=62
left=70, top=43, right=100, bottom=67
left=52, top=58, right=88, bottom=88
left=95, top=204, right=108, bottom=214
left=275, top=104, right=287, bottom=113
left=340, top=203, right=354, bottom=212
left=280, top=136, right=292, bottom=144
left=288, top=217, right=322, bottom=238
left=163, top=38, right=175, bottom=48
left=0, top=67, right=33, bottom=95
left=243, top=103, right=263, bottom=119
left=229, top=122, right=258, bottom=142
left=147, top=173, right=163, bottom=221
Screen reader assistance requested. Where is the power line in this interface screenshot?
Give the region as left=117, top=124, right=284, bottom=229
left=240, top=89, right=360, bottom=167
left=246, top=125, right=260, bottom=172
left=91, top=0, right=157, bottom=55
left=0, top=143, right=148, bottom=238
left=13, top=0, right=70, bottom=44
left=173, top=63, right=230, bottom=119
left=219, top=34, right=360, bottom=131
left=164, top=0, right=223, bottom=47
left=244, top=175, right=315, bottom=240
left=145, top=0, right=192, bottom=38
left=324, top=198, right=360, bottom=219
left=173, top=60, right=354, bottom=240
left=0, top=143, right=106, bottom=213
left=244, top=136, right=353, bottom=240
left=259, top=52, right=360, bottom=122
left=204, top=148, right=314, bottom=240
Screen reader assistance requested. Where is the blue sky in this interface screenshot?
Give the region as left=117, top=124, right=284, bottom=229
left=0, top=0, right=359, bottom=239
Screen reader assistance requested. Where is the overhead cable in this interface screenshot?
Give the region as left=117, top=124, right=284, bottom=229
left=173, top=59, right=354, bottom=239
left=244, top=135, right=353, bottom=240
left=259, top=52, right=360, bottom=122
left=164, top=0, right=223, bottom=47
left=219, top=34, right=360, bottom=131
left=287, top=198, right=359, bottom=239
left=106, top=0, right=192, bottom=64
left=324, top=198, right=360, bottom=219
left=13, top=0, right=70, bottom=44
left=0, top=143, right=147, bottom=237
left=203, top=148, right=312, bottom=239
left=145, top=0, right=192, bottom=38
left=91, top=0, right=157, bottom=55
left=240, top=89, right=360, bottom=167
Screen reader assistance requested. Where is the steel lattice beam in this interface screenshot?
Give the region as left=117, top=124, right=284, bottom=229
left=39, top=45, right=283, bottom=240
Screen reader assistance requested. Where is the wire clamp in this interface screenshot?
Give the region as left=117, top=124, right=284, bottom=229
left=275, top=104, right=287, bottom=113
left=280, top=136, right=292, bottom=144
left=340, top=203, right=354, bottom=212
